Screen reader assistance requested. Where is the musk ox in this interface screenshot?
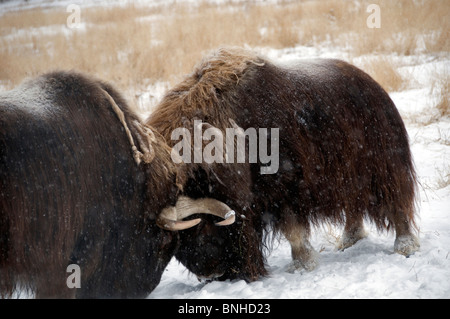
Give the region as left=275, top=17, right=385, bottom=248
left=0, top=71, right=235, bottom=298
left=147, top=47, right=420, bottom=281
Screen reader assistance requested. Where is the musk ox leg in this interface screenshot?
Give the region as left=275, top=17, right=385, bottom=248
left=281, top=219, right=318, bottom=272
left=338, top=213, right=368, bottom=251
left=393, top=214, right=420, bottom=256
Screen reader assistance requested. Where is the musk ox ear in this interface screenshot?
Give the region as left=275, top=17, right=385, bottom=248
left=156, top=196, right=236, bottom=231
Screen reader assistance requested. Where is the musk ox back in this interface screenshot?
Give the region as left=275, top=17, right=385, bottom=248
left=147, top=47, right=419, bottom=281
left=0, top=71, right=184, bottom=298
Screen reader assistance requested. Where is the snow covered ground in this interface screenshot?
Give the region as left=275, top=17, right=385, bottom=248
left=1, top=0, right=449, bottom=299
left=148, top=47, right=450, bottom=299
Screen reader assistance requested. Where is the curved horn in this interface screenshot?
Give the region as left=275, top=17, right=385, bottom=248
left=156, top=196, right=236, bottom=231
left=156, top=206, right=202, bottom=231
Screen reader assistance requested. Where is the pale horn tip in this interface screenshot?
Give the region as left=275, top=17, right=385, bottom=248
left=215, top=210, right=236, bottom=226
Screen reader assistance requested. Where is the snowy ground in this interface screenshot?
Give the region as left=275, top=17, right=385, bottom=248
left=1, top=0, right=449, bottom=299
left=148, top=47, right=450, bottom=299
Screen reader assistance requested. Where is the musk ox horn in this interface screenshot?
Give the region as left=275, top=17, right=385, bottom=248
left=156, top=196, right=236, bottom=231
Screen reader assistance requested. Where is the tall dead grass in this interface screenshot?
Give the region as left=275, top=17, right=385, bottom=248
left=349, top=0, right=449, bottom=56
left=433, top=75, right=449, bottom=119
left=357, top=57, right=406, bottom=92
left=0, top=0, right=448, bottom=104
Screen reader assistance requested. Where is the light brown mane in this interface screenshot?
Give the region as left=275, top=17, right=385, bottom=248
left=147, top=47, right=264, bottom=141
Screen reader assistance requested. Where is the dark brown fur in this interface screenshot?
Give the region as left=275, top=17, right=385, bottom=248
left=147, top=47, right=419, bottom=280
left=0, top=71, right=182, bottom=298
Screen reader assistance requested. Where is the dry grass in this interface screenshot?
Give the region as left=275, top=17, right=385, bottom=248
left=356, top=56, right=406, bottom=92
left=435, top=166, right=450, bottom=190
left=0, top=0, right=448, bottom=106
left=432, top=75, right=450, bottom=119
left=350, top=0, right=450, bottom=56
left=0, top=4, right=163, bottom=87
left=410, top=69, right=450, bottom=125
left=0, top=7, right=66, bottom=34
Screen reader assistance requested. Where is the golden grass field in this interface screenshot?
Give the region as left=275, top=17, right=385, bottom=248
left=0, top=0, right=448, bottom=116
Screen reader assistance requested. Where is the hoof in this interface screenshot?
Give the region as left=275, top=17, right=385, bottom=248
left=286, top=252, right=319, bottom=273
left=338, top=228, right=368, bottom=251
left=394, top=235, right=420, bottom=256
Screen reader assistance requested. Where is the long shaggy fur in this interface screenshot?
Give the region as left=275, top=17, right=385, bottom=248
left=149, top=48, right=268, bottom=281
left=147, top=47, right=418, bottom=281
left=0, top=71, right=182, bottom=298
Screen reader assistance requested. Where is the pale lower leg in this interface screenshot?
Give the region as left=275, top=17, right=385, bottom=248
left=283, top=224, right=318, bottom=272
left=338, top=214, right=368, bottom=251
left=393, top=214, right=420, bottom=256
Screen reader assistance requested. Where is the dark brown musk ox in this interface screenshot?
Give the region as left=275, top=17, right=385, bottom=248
left=147, top=47, right=420, bottom=282
left=0, top=71, right=235, bottom=298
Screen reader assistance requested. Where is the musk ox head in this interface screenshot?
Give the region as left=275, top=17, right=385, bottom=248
left=174, top=213, right=267, bottom=281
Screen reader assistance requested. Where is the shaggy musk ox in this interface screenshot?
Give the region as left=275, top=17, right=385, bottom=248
left=147, top=47, right=420, bottom=281
left=0, top=71, right=235, bottom=298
